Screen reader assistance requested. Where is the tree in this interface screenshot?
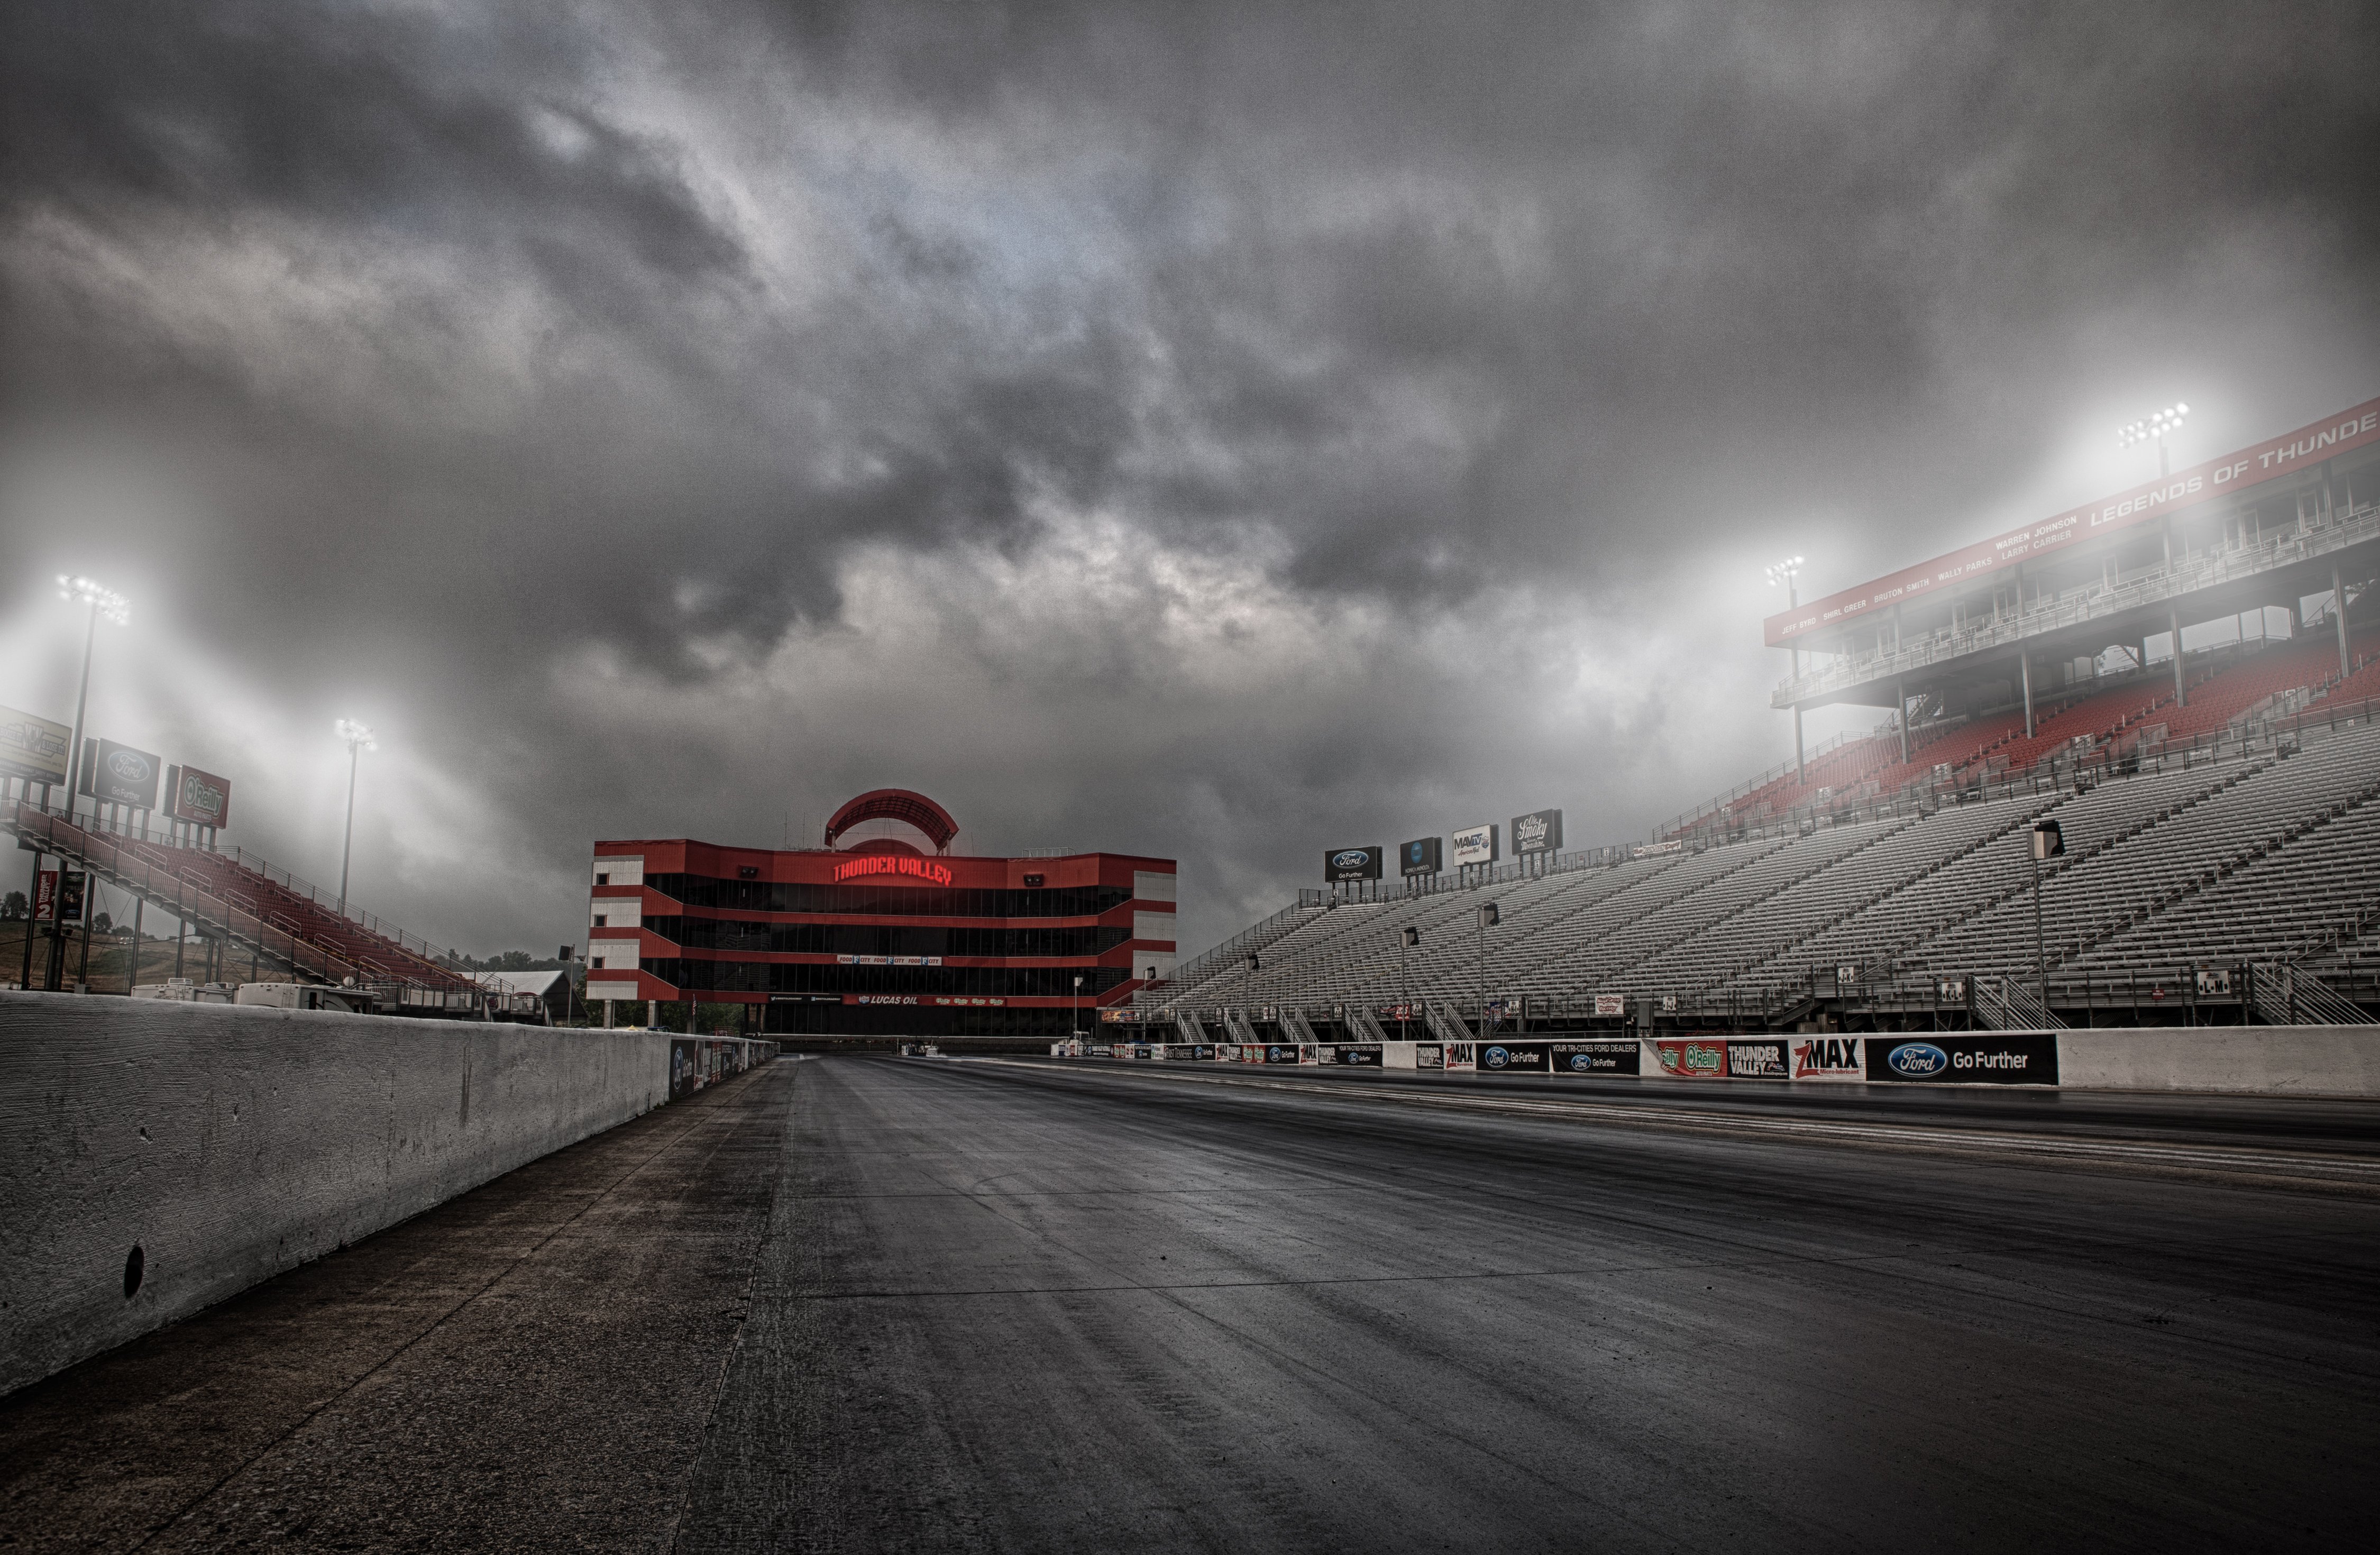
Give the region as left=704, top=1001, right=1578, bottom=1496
left=92, top=911, right=114, bottom=935
left=1, top=891, right=23, bottom=920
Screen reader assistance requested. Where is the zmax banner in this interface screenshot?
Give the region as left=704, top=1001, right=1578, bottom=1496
left=1865, top=1034, right=2058, bottom=1085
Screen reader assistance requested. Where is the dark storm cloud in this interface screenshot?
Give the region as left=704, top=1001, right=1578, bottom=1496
left=3, top=0, right=2376, bottom=952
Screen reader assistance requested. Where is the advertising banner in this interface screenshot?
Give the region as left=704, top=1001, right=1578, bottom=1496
left=0, top=706, right=70, bottom=786
left=1442, top=1042, right=1475, bottom=1072
left=667, top=1039, right=766, bottom=1099
left=1264, top=1044, right=1302, bottom=1065
left=1509, top=809, right=1563, bottom=855
left=1332, top=1044, right=1384, bottom=1066
left=1726, top=1038, right=1790, bottom=1079
left=1552, top=1039, right=1639, bottom=1076
left=78, top=738, right=162, bottom=809
left=1399, top=836, right=1443, bottom=875
left=164, top=764, right=234, bottom=828
left=1790, top=1035, right=1864, bottom=1081
left=1450, top=824, right=1499, bottom=867
left=1865, top=1034, right=2058, bottom=1085
left=1764, top=396, right=2380, bottom=646
left=1476, top=1041, right=1550, bottom=1073
left=1593, top=993, right=1626, bottom=1017
left=1652, top=1038, right=1727, bottom=1078
left=1324, top=845, right=1385, bottom=883
left=56, top=870, right=87, bottom=926
left=32, top=870, right=58, bottom=923
left=1417, top=1044, right=1444, bottom=1069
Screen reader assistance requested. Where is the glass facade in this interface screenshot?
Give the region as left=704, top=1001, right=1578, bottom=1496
left=645, top=958, right=1131, bottom=998
left=646, top=873, right=1131, bottom=919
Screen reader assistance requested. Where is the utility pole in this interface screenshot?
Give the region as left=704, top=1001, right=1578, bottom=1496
left=2031, top=820, right=2064, bottom=1019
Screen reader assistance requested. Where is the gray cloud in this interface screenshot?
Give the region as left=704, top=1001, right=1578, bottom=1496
left=3, top=0, right=2375, bottom=954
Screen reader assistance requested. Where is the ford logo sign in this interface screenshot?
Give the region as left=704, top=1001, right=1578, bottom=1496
left=1331, top=849, right=1371, bottom=868
left=1887, top=1041, right=1949, bottom=1078
left=108, top=750, right=151, bottom=779
left=1482, top=1046, right=1509, bottom=1068
left=1568, top=1054, right=1594, bottom=1071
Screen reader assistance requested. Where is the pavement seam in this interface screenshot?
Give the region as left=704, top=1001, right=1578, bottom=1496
left=120, top=1086, right=753, bottom=1554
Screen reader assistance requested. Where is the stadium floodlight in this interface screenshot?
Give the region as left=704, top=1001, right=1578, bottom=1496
left=1762, top=556, right=1805, bottom=602
left=2118, top=402, right=2189, bottom=477
left=334, top=719, right=377, bottom=916
left=54, top=575, right=130, bottom=829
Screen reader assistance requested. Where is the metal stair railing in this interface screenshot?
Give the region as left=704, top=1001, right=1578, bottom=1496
left=2253, top=963, right=2368, bottom=1026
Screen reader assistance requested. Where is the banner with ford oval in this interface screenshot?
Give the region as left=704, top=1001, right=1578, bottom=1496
left=1865, top=1034, right=2058, bottom=1085
left=1324, top=845, right=1385, bottom=882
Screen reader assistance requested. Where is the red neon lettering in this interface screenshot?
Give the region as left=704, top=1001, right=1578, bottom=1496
left=831, top=855, right=954, bottom=886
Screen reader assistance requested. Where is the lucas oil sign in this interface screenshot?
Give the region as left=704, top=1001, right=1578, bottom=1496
left=1865, top=1034, right=2058, bottom=1085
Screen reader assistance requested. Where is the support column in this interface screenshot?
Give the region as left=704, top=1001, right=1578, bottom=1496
left=2336, top=564, right=2352, bottom=682
left=2170, top=607, right=2187, bottom=706
left=1793, top=705, right=1806, bottom=784
left=1897, top=676, right=1910, bottom=763
left=2020, top=652, right=2035, bottom=739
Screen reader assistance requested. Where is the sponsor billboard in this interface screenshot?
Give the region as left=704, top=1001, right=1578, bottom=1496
left=1791, top=1035, right=1864, bottom=1081
left=1764, top=396, right=2380, bottom=646
left=35, top=869, right=89, bottom=926
left=1552, top=1039, right=1639, bottom=1076
left=1592, top=993, right=1626, bottom=1017
left=1324, top=845, right=1385, bottom=883
left=1865, top=1034, right=2058, bottom=1085
left=164, top=764, right=234, bottom=828
left=1331, top=1044, right=1384, bottom=1066
left=33, top=870, right=58, bottom=923
left=0, top=706, right=70, bottom=786
left=1653, top=1039, right=1726, bottom=1078
left=667, top=1038, right=766, bottom=1099
left=1399, top=836, right=1443, bottom=875
left=1727, top=1039, right=1789, bottom=1079
left=78, top=738, right=162, bottom=809
left=1509, top=809, right=1563, bottom=855
left=1450, top=823, right=1499, bottom=867
left=1476, top=1041, right=1550, bottom=1073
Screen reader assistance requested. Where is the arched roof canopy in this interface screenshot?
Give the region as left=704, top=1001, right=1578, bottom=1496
left=823, top=789, right=960, bottom=854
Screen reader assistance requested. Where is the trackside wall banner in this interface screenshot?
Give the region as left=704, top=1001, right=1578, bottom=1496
left=1726, top=1039, right=1789, bottom=1079
left=1476, top=1041, right=1550, bottom=1073
left=1331, top=1044, right=1384, bottom=1066
left=1865, top=1033, right=2059, bottom=1085
left=1652, top=1038, right=1728, bottom=1078
left=1552, top=1040, right=1638, bottom=1076
left=1763, top=396, right=2380, bottom=646
left=1791, top=1035, right=1864, bottom=1081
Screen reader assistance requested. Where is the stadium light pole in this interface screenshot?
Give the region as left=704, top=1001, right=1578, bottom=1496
left=334, top=719, right=376, bottom=916
left=2118, top=403, right=2189, bottom=480
left=55, top=577, right=130, bottom=825
left=1401, top=924, right=1418, bottom=1041
left=1765, top=557, right=1807, bottom=783
left=2030, top=820, right=2064, bottom=1020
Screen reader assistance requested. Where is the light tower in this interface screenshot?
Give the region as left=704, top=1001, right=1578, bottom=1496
left=54, top=576, right=130, bottom=823
left=2118, top=403, right=2189, bottom=479
left=334, top=719, right=376, bottom=915
left=1765, top=556, right=1807, bottom=783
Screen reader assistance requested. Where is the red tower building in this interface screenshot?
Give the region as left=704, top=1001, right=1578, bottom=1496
left=580, top=789, right=1177, bottom=1037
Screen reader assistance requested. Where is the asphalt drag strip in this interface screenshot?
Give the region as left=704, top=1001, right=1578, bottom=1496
left=670, top=1055, right=2380, bottom=1552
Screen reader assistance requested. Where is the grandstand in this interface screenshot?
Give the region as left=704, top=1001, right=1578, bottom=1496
left=1138, top=397, right=2380, bottom=1037
left=4, top=793, right=483, bottom=1010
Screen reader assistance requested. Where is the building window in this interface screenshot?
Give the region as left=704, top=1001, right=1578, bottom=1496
left=596, top=873, right=610, bottom=886
left=592, top=957, right=606, bottom=968
left=593, top=914, right=608, bottom=927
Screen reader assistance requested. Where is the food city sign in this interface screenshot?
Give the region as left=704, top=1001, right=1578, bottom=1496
left=830, top=855, right=956, bottom=886
left=1764, top=396, right=2380, bottom=646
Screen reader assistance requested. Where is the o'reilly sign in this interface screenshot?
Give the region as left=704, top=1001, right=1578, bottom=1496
left=1510, top=808, right=1563, bottom=855
left=1324, top=845, right=1384, bottom=883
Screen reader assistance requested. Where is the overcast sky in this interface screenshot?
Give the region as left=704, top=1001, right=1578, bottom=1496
left=4, top=1, right=2376, bottom=957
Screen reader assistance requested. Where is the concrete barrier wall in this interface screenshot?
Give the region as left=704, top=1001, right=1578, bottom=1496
left=0, top=992, right=770, bottom=1396
left=2056, top=1027, right=2380, bottom=1098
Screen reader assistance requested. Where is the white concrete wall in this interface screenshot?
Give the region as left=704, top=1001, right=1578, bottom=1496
left=0, top=992, right=767, bottom=1396
left=2057, top=1027, right=2380, bottom=1097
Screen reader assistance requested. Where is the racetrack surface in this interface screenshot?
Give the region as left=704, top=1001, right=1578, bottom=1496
left=10, top=1055, right=2380, bottom=1551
